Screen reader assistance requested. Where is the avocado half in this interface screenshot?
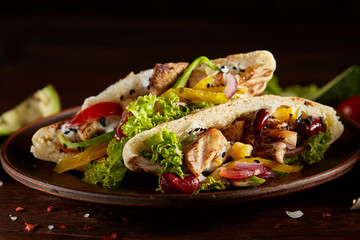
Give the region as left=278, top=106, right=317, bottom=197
left=0, top=84, right=61, bottom=136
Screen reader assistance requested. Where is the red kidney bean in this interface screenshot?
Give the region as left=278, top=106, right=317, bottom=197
left=298, top=116, right=327, bottom=137
left=250, top=109, right=269, bottom=134
left=160, top=173, right=199, bottom=194
left=115, top=110, right=133, bottom=141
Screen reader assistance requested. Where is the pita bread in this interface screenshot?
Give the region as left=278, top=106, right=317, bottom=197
left=123, top=95, right=344, bottom=175
left=31, top=50, right=276, bottom=163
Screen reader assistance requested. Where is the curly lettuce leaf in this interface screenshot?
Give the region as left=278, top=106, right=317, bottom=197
left=142, top=127, right=184, bottom=178
left=83, top=93, right=213, bottom=188
left=285, top=127, right=332, bottom=165
left=83, top=137, right=129, bottom=188
left=264, top=75, right=319, bottom=99
left=195, top=177, right=230, bottom=193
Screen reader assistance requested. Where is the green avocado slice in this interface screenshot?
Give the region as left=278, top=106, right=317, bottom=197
left=0, top=84, right=61, bottom=136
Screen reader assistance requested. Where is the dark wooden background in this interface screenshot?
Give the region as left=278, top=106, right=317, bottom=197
left=0, top=1, right=360, bottom=239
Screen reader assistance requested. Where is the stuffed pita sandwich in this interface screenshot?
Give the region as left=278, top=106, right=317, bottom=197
left=30, top=50, right=276, bottom=187
left=122, top=95, right=344, bottom=193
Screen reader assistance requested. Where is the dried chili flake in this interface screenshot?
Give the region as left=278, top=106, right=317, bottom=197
left=25, top=222, right=39, bottom=232
left=321, top=212, right=332, bottom=218
left=122, top=216, right=130, bottom=223
left=104, top=232, right=118, bottom=240
left=60, top=225, right=67, bottom=229
left=15, top=206, right=25, bottom=212
left=46, top=205, right=57, bottom=212
left=84, top=225, right=95, bottom=230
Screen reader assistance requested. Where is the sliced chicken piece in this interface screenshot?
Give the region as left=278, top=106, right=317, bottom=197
left=255, top=142, right=287, bottom=163
left=267, top=118, right=288, bottom=130
left=183, top=128, right=228, bottom=177
left=221, top=120, right=245, bottom=142
left=77, top=120, right=103, bottom=141
left=260, top=128, right=297, bottom=148
left=149, top=62, right=189, bottom=96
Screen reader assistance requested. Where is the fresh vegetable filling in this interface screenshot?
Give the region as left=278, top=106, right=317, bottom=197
left=140, top=105, right=332, bottom=194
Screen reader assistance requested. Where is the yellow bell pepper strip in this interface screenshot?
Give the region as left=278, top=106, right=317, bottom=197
left=272, top=106, right=301, bottom=123
left=234, top=157, right=303, bottom=173
left=54, top=141, right=109, bottom=173
left=172, top=56, right=218, bottom=89
left=57, top=131, right=115, bottom=150
left=162, top=87, right=229, bottom=104
left=192, top=76, right=248, bottom=94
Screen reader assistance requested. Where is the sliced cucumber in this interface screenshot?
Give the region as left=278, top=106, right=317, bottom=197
left=0, top=84, right=61, bottom=136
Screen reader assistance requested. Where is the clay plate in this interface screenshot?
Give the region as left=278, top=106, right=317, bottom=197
left=1, top=107, right=360, bottom=207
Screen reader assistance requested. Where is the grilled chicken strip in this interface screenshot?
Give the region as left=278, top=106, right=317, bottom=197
left=149, top=62, right=189, bottom=96
left=183, top=128, right=228, bottom=177
left=221, top=120, right=245, bottom=142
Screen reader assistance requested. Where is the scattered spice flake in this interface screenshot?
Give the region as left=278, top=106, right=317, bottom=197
left=84, top=225, right=95, bottom=230
left=321, top=212, right=332, bottom=218
left=84, top=213, right=90, bottom=218
left=15, top=206, right=25, bottom=212
left=25, top=222, right=39, bottom=232
left=122, top=216, right=130, bottom=223
left=286, top=210, right=304, bottom=219
left=104, top=232, right=118, bottom=240
left=48, top=225, right=54, bottom=230
left=9, top=215, right=17, bottom=221
left=60, top=225, right=67, bottom=229
left=0, top=181, right=3, bottom=187
left=47, top=205, right=57, bottom=212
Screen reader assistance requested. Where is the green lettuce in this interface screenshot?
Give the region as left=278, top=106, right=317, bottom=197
left=195, top=177, right=230, bottom=193
left=83, top=92, right=213, bottom=188
left=142, top=127, right=184, bottom=178
left=263, top=75, right=319, bottom=100
left=285, top=126, right=332, bottom=165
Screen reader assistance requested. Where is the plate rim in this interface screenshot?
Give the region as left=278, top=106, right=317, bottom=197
left=1, top=107, right=360, bottom=207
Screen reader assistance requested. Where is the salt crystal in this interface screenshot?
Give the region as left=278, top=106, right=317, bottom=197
left=0, top=181, right=3, bottom=187
left=84, top=213, right=90, bottom=218
left=286, top=210, right=304, bottom=219
left=48, top=225, right=54, bottom=230
left=350, top=198, right=360, bottom=211
left=9, top=215, right=17, bottom=221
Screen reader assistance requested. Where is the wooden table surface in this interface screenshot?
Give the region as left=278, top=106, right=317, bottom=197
left=0, top=2, right=360, bottom=239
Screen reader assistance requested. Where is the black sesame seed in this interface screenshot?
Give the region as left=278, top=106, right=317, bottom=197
left=239, top=69, right=245, bottom=73
left=129, top=89, right=135, bottom=95
left=188, top=130, right=193, bottom=135
left=254, top=159, right=260, bottom=163
left=64, top=130, right=70, bottom=135
left=221, top=152, right=226, bottom=158
left=120, top=95, right=124, bottom=100
left=320, top=117, right=325, bottom=126
left=207, top=83, right=210, bottom=88
left=245, top=156, right=251, bottom=158
left=100, top=117, right=106, bottom=127
left=147, top=85, right=150, bottom=90
left=63, top=143, right=67, bottom=149
left=77, top=146, right=82, bottom=152
left=59, top=149, right=63, bottom=153
left=232, top=66, right=237, bottom=70
left=195, top=128, right=200, bottom=131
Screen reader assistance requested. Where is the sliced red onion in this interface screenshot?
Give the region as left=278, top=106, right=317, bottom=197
left=224, top=73, right=238, bottom=99
left=285, top=144, right=307, bottom=157
left=234, top=162, right=264, bottom=170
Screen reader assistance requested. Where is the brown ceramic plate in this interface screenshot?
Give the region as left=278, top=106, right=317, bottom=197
left=1, top=107, right=360, bottom=207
